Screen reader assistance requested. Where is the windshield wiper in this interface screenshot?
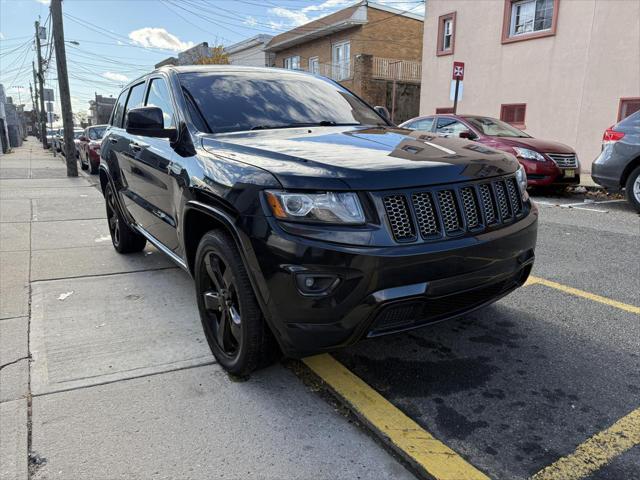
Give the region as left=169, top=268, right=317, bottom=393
left=250, top=121, right=359, bottom=131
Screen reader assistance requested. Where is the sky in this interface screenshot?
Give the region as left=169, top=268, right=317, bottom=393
left=0, top=0, right=425, bottom=123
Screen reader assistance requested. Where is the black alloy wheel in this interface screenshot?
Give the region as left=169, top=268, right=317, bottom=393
left=195, top=231, right=279, bottom=375
left=104, top=183, right=146, bottom=253
left=201, top=251, right=243, bottom=357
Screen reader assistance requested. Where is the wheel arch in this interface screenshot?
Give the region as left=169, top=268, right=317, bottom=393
left=620, top=155, right=640, bottom=188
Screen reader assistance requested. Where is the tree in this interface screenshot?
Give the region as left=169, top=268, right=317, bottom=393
left=195, top=46, right=230, bottom=65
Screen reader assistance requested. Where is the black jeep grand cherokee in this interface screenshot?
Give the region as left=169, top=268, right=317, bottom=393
left=99, top=66, right=537, bottom=375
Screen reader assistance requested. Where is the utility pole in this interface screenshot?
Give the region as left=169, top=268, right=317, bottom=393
left=34, top=21, right=48, bottom=149
left=31, top=63, right=41, bottom=141
left=51, top=0, right=77, bottom=176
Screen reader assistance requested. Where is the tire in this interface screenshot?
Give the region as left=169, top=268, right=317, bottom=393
left=89, top=159, right=99, bottom=175
left=104, top=183, right=146, bottom=253
left=624, top=166, right=640, bottom=212
left=195, top=231, right=279, bottom=376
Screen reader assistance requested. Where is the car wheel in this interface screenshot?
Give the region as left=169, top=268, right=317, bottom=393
left=195, top=231, right=279, bottom=376
left=104, top=183, right=146, bottom=253
left=625, top=165, right=640, bottom=212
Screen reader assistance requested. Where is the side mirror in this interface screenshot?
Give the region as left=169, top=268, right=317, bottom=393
left=126, top=107, right=177, bottom=140
left=459, top=131, right=475, bottom=140
left=374, top=105, right=391, bottom=122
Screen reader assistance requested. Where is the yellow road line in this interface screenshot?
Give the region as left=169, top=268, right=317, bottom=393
left=531, top=407, right=640, bottom=480
left=303, top=354, right=490, bottom=480
left=525, top=276, right=640, bottom=315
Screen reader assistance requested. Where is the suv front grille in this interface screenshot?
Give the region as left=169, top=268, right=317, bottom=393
left=547, top=153, right=578, bottom=168
left=381, top=175, right=525, bottom=243
left=382, top=194, right=416, bottom=241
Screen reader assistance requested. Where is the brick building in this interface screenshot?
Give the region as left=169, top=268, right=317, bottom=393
left=265, top=1, right=424, bottom=123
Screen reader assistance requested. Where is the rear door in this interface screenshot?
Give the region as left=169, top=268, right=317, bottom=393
left=117, top=81, right=153, bottom=228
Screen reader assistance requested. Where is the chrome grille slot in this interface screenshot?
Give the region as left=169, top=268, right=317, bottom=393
left=506, top=178, right=522, bottom=215
left=478, top=183, right=497, bottom=225
left=437, top=190, right=462, bottom=234
left=547, top=153, right=577, bottom=168
left=412, top=192, right=440, bottom=238
left=460, top=187, right=481, bottom=229
left=382, top=194, right=416, bottom=242
left=494, top=181, right=512, bottom=220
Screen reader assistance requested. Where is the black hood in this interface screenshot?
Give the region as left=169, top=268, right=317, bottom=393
left=201, top=126, right=519, bottom=190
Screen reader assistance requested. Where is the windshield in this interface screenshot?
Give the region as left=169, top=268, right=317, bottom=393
left=463, top=116, right=530, bottom=138
left=179, top=71, right=387, bottom=133
left=73, top=131, right=84, bottom=139
left=88, top=126, right=106, bottom=140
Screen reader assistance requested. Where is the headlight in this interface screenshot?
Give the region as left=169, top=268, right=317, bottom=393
left=515, top=165, right=528, bottom=195
left=265, top=191, right=365, bottom=224
left=513, top=147, right=546, bottom=162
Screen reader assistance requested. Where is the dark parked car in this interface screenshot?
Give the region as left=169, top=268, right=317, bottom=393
left=400, top=114, right=580, bottom=190
left=591, top=111, right=640, bottom=211
left=78, top=124, right=107, bottom=174
left=99, top=66, right=537, bottom=375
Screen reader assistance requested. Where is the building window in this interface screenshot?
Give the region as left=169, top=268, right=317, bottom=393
left=500, top=103, right=527, bottom=128
left=618, top=98, right=640, bottom=121
left=308, top=56, right=319, bottom=75
left=437, top=12, right=456, bottom=56
left=284, top=56, right=300, bottom=70
left=332, top=41, right=351, bottom=80
left=502, top=0, right=559, bottom=44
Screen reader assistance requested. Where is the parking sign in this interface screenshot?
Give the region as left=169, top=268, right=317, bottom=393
left=452, top=61, right=465, bottom=80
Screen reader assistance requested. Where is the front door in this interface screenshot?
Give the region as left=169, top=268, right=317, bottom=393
left=124, top=76, right=180, bottom=251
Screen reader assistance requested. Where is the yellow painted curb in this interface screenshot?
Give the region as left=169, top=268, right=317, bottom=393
left=303, top=354, right=490, bottom=480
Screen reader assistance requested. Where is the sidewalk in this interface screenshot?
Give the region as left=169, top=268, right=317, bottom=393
left=0, top=138, right=414, bottom=480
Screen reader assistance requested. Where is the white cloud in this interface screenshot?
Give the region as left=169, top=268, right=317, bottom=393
left=128, top=27, right=194, bottom=52
left=268, top=0, right=423, bottom=29
left=244, top=16, right=258, bottom=27
left=35, top=0, right=50, bottom=4
left=0, top=33, right=4, bottom=40
left=102, top=72, right=129, bottom=83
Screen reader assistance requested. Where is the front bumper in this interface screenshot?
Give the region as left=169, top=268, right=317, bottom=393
left=249, top=207, right=538, bottom=357
left=521, top=159, right=581, bottom=187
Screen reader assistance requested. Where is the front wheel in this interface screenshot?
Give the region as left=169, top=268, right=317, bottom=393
left=195, top=231, right=279, bottom=376
left=104, top=183, right=146, bottom=253
left=625, top=166, right=640, bottom=212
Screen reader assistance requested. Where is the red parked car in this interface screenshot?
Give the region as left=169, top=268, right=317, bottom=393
left=78, top=125, right=107, bottom=174
left=399, top=115, right=580, bottom=188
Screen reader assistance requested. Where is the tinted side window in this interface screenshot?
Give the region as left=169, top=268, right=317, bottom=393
left=124, top=82, right=146, bottom=123
left=145, top=78, right=175, bottom=128
left=414, top=118, right=434, bottom=131
left=111, top=90, right=128, bottom=128
left=436, top=117, right=469, bottom=137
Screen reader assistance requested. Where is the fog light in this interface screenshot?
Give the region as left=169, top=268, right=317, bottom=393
left=295, top=273, right=340, bottom=296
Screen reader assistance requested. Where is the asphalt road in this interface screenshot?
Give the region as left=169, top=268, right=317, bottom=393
left=333, top=194, right=640, bottom=479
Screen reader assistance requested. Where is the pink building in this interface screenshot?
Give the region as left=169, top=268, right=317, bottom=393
left=420, top=0, right=640, bottom=172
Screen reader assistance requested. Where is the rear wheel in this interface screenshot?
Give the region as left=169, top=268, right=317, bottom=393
left=89, top=158, right=99, bottom=174
left=195, top=231, right=279, bottom=376
left=625, top=166, right=640, bottom=212
left=80, top=152, right=88, bottom=170
left=104, top=183, right=146, bottom=253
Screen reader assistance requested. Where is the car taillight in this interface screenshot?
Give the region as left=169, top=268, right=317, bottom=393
left=603, top=126, right=625, bottom=144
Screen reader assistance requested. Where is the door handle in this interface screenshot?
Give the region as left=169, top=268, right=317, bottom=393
left=131, top=141, right=149, bottom=152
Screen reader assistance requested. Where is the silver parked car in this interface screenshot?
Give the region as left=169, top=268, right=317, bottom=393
left=592, top=111, right=640, bottom=211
